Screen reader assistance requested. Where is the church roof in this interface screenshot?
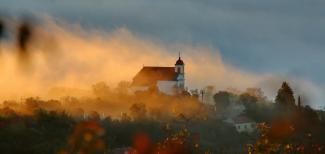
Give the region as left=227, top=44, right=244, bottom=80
left=132, top=66, right=178, bottom=86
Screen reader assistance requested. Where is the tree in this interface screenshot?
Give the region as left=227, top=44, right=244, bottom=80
left=0, top=19, right=4, bottom=40
left=240, top=93, right=274, bottom=122
left=92, top=82, right=110, bottom=98
left=299, top=105, right=320, bottom=129
left=60, top=121, right=106, bottom=154
left=213, top=91, right=235, bottom=109
left=116, top=81, right=130, bottom=95
left=239, top=93, right=258, bottom=105
left=275, top=82, right=296, bottom=107
left=244, top=88, right=266, bottom=100
left=89, top=111, right=101, bottom=121
left=129, top=103, right=147, bottom=120
left=24, top=97, right=43, bottom=114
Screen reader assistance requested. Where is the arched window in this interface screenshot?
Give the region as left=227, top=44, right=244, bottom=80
left=177, top=67, right=181, bottom=73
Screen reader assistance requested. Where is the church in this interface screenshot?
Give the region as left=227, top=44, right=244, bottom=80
left=130, top=54, right=185, bottom=95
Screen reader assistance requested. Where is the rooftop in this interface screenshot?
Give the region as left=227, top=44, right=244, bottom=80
left=232, top=115, right=255, bottom=124
left=132, top=66, right=178, bottom=86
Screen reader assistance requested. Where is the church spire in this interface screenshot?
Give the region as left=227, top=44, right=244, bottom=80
left=175, top=52, right=184, bottom=65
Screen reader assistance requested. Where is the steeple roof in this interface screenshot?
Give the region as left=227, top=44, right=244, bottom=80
left=175, top=52, right=184, bottom=65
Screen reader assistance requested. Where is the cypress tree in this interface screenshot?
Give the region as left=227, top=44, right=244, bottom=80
left=275, top=82, right=296, bottom=107
left=0, top=19, right=4, bottom=39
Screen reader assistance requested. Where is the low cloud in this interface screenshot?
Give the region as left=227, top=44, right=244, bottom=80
left=0, top=16, right=323, bottom=108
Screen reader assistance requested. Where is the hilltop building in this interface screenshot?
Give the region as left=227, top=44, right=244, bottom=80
left=232, top=115, right=256, bottom=133
left=131, top=54, right=185, bottom=95
left=202, top=86, right=216, bottom=104
left=225, top=114, right=256, bottom=133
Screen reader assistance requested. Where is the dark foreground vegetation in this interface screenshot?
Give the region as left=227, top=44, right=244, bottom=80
left=0, top=109, right=250, bottom=154
left=0, top=82, right=324, bottom=154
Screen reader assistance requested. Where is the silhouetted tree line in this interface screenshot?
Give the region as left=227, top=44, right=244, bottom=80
left=0, top=81, right=323, bottom=153
left=213, top=81, right=325, bottom=153
left=0, top=107, right=250, bottom=154
left=0, top=83, right=247, bottom=154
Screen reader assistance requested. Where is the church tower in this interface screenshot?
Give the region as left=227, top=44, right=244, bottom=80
left=175, top=52, right=185, bottom=89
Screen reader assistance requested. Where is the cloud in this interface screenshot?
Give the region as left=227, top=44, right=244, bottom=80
left=257, top=75, right=325, bottom=109
left=0, top=16, right=259, bottom=97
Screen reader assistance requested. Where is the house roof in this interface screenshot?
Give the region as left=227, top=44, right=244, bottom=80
left=132, top=66, right=178, bottom=86
left=233, top=115, right=255, bottom=124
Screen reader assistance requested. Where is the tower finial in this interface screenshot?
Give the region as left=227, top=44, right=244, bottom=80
left=175, top=51, right=184, bottom=65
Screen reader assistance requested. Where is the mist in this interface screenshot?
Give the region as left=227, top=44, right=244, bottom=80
left=0, top=15, right=323, bottom=108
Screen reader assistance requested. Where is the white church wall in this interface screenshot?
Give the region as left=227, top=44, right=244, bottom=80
left=177, top=80, right=185, bottom=89
left=129, top=86, right=149, bottom=94
left=175, top=65, right=184, bottom=73
left=157, top=81, right=177, bottom=95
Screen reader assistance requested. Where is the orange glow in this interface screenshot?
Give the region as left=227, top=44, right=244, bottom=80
left=0, top=16, right=265, bottom=102
left=133, top=132, right=151, bottom=154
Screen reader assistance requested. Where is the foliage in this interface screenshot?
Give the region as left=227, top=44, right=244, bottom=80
left=92, top=82, right=110, bottom=99
left=248, top=122, right=324, bottom=154
left=213, top=91, right=236, bottom=108
left=129, top=103, right=147, bottom=121
left=0, top=110, right=74, bottom=154
left=0, top=81, right=324, bottom=153
left=58, top=120, right=106, bottom=154
left=240, top=93, right=274, bottom=122
left=0, top=19, right=4, bottom=39
left=275, top=82, right=296, bottom=108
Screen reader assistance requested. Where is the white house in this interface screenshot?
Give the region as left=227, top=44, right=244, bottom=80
left=130, top=54, right=185, bottom=95
left=224, top=114, right=256, bottom=133
left=231, top=115, right=256, bottom=133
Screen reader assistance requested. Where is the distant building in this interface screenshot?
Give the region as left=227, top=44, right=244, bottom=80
left=131, top=54, right=185, bottom=95
left=225, top=114, right=256, bottom=133
left=232, top=115, right=256, bottom=133
left=202, top=86, right=216, bottom=104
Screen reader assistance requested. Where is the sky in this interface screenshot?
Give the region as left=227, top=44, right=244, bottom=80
left=0, top=0, right=324, bottom=107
